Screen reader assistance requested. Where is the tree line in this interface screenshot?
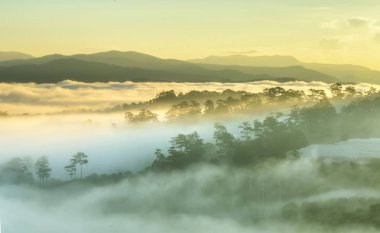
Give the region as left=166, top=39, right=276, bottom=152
left=150, top=92, right=380, bottom=171
left=124, top=83, right=377, bottom=123
left=0, top=152, right=89, bottom=185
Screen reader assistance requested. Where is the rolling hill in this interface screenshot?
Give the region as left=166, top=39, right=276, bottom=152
left=196, top=63, right=337, bottom=83
left=190, top=55, right=380, bottom=84
left=0, top=58, right=297, bottom=83
left=0, top=52, right=34, bottom=62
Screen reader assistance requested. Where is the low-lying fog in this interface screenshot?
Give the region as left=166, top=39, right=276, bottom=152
left=301, top=138, right=380, bottom=159
left=0, top=114, right=250, bottom=178
left=0, top=80, right=378, bottom=114
left=1, top=160, right=380, bottom=233
left=3, top=111, right=380, bottom=180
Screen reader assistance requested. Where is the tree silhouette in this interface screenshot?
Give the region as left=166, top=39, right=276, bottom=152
left=345, top=86, right=356, bottom=97
left=204, top=99, right=215, bottom=115
left=264, top=86, right=286, bottom=100
left=365, top=87, right=377, bottom=96
left=152, top=132, right=205, bottom=170
left=239, top=122, right=254, bottom=142
left=151, top=90, right=177, bottom=103
left=308, top=89, right=327, bottom=101
left=330, top=83, right=344, bottom=99
left=0, top=156, right=34, bottom=184
left=165, top=101, right=202, bottom=121
left=71, top=152, right=88, bottom=179
left=213, top=123, right=235, bottom=160
left=64, top=162, right=77, bottom=180
left=125, top=109, right=158, bottom=123
left=35, top=156, right=51, bottom=185
left=154, top=149, right=165, bottom=161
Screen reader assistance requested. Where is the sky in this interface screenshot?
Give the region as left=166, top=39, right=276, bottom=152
left=1, top=0, right=380, bottom=69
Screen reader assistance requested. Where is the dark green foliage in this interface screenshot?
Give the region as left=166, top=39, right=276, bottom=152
left=239, top=122, right=254, bottom=141
left=152, top=132, right=205, bottom=170
left=288, top=100, right=338, bottom=143
left=330, top=83, right=344, bottom=99
left=72, top=152, right=88, bottom=179
left=308, top=89, right=327, bottom=101
left=339, top=96, right=380, bottom=138
left=213, top=123, right=237, bottom=161
left=0, top=156, right=34, bottom=184
left=165, top=101, right=202, bottom=121
left=280, top=198, right=380, bottom=228
left=264, top=86, right=286, bottom=100
left=125, top=109, right=158, bottom=123
left=151, top=90, right=177, bottom=103
left=345, top=85, right=356, bottom=97
left=204, top=99, right=215, bottom=115
left=80, top=172, right=133, bottom=186
left=35, top=156, right=52, bottom=185
left=151, top=94, right=380, bottom=169
left=64, top=163, right=76, bottom=180
left=64, top=152, right=89, bottom=179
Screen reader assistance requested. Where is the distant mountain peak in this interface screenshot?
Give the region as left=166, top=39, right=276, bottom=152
left=91, top=50, right=158, bottom=58
left=0, top=52, right=34, bottom=62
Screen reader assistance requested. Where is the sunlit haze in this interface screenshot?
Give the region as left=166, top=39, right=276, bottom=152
left=1, top=0, right=380, bottom=69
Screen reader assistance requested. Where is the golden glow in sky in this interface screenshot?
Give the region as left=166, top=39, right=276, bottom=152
left=1, top=0, right=380, bottom=69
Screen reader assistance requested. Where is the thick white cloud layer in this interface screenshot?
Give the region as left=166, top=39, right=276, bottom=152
left=0, top=80, right=378, bottom=114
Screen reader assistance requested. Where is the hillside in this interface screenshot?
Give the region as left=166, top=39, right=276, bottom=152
left=0, top=58, right=292, bottom=83
left=190, top=54, right=380, bottom=84
left=303, top=63, right=380, bottom=84
left=197, top=64, right=337, bottom=83
left=0, top=52, right=34, bottom=62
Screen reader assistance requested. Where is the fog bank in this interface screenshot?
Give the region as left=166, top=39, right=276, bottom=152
left=1, top=161, right=380, bottom=233
left=0, top=80, right=377, bottom=114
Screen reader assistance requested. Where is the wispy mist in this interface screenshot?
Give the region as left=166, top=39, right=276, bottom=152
left=0, top=80, right=378, bottom=114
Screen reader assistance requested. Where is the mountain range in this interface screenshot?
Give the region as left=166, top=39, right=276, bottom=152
left=0, top=51, right=379, bottom=84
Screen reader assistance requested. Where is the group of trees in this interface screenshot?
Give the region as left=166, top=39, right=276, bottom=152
left=151, top=132, right=206, bottom=170
left=0, top=152, right=89, bottom=185
left=35, top=156, right=52, bottom=185
left=0, top=155, right=52, bottom=185
left=125, top=109, right=158, bottom=123
left=124, top=84, right=377, bottom=123
left=281, top=198, right=380, bottom=227
left=150, top=93, right=380, bottom=170
left=64, top=152, right=89, bottom=180
left=0, top=156, right=34, bottom=184
left=165, top=101, right=202, bottom=121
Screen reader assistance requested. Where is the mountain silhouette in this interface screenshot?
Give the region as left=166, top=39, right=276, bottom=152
left=0, top=58, right=297, bottom=83
left=0, top=51, right=378, bottom=84
left=190, top=54, right=380, bottom=84
left=0, top=52, right=34, bottom=62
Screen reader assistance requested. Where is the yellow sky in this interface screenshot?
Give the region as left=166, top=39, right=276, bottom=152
left=1, top=0, right=380, bottom=69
